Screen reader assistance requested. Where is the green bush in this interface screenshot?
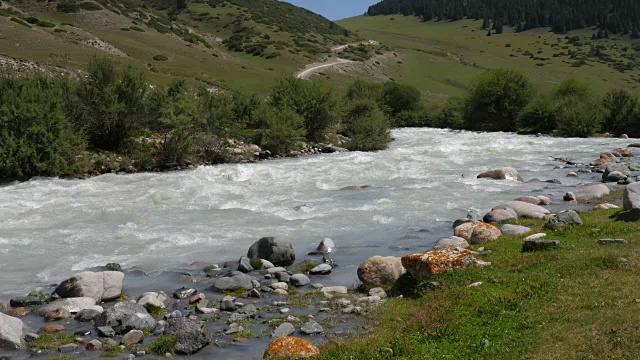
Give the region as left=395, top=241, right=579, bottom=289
left=556, top=97, right=602, bottom=137
left=130, top=26, right=145, bottom=32
left=345, top=79, right=383, bottom=103
left=462, top=69, right=534, bottom=131
left=552, top=78, right=592, bottom=101
left=56, top=0, right=80, bottom=13
left=74, top=58, right=147, bottom=151
left=0, top=75, right=85, bottom=179
left=601, top=89, right=640, bottom=137
left=343, top=100, right=392, bottom=151
left=10, top=17, right=31, bottom=28
left=196, top=89, right=239, bottom=137
left=381, top=82, right=422, bottom=117
left=37, top=20, right=56, bottom=28
left=393, top=109, right=436, bottom=127
left=253, top=105, right=305, bottom=155
left=78, top=1, right=103, bottom=11
left=25, top=16, right=39, bottom=24
left=152, top=54, right=168, bottom=61
left=516, top=95, right=558, bottom=134
left=270, top=77, right=337, bottom=141
left=435, top=97, right=465, bottom=129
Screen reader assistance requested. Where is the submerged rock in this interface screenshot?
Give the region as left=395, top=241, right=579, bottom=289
left=357, top=256, right=405, bottom=286
left=247, top=237, right=295, bottom=267
left=477, top=167, right=524, bottom=182
left=290, top=274, right=310, bottom=287
left=401, top=248, right=477, bottom=282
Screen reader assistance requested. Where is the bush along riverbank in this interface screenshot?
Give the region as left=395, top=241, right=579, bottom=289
left=0, top=145, right=638, bottom=358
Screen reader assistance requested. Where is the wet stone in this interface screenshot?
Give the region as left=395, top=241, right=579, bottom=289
left=300, top=321, right=323, bottom=335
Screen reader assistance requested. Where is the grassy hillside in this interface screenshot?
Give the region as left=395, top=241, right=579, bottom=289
left=338, top=15, right=640, bottom=102
left=0, top=0, right=355, bottom=93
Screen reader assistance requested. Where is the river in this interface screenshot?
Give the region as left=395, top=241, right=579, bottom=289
left=0, top=129, right=632, bottom=297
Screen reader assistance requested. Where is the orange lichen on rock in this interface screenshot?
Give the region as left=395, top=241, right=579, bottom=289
left=591, top=157, right=616, bottom=166
left=612, top=148, right=632, bottom=157
left=401, top=247, right=477, bottom=282
left=264, top=336, right=320, bottom=358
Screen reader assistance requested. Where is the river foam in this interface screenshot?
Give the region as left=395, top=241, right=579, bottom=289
left=0, top=129, right=633, bottom=296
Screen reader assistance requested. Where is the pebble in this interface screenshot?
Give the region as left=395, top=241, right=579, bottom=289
left=279, top=308, right=290, bottom=314
left=468, top=282, right=483, bottom=287
left=309, top=264, right=332, bottom=275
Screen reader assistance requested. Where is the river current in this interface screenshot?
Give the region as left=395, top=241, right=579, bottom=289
left=0, top=129, right=632, bottom=297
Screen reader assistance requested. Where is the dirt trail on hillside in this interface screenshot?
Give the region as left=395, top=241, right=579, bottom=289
left=295, top=58, right=354, bottom=79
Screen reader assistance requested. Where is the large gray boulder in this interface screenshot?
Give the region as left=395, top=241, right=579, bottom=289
left=0, top=313, right=25, bottom=350
left=565, top=184, right=610, bottom=202
left=603, top=171, right=627, bottom=183
left=95, top=302, right=156, bottom=334
left=247, top=237, right=295, bottom=266
left=623, top=182, right=640, bottom=210
left=492, top=201, right=550, bottom=220
left=500, top=224, right=532, bottom=236
left=545, top=210, right=583, bottom=230
left=211, top=271, right=253, bottom=292
left=477, top=167, right=523, bottom=182
left=483, top=208, right=518, bottom=223
left=54, top=271, right=124, bottom=302
left=432, top=236, right=469, bottom=250
left=164, top=317, right=210, bottom=355
left=315, top=238, right=336, bottom=255
left=602, top=164, right=631, bottom=181
left=36, top=297, right=99, bottom=315
left=357, top=256, right=406, bottom=286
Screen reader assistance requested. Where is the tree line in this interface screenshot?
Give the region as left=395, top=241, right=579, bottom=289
left=367, top=0, right=640, bottom=37
left=0, top=59, right=426, bottom=180
left=395, top=68, right=640, bottom=138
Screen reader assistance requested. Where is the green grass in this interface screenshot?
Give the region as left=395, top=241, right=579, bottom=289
left=28, top=334, right=76, bottom=350
left=320, top=208, right=640, bottom=359
left=338, top=16, right=640, bottom=103
left=147, top=335, right=178, bottom=355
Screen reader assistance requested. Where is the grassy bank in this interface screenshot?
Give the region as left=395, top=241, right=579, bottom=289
left=320, top=207, right=640, bottom=359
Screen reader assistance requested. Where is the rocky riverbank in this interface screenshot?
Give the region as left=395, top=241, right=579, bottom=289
left=0, top=141, right=638, bottom=359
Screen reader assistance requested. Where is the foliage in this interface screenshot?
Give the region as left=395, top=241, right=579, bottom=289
left=516, top=95, right=558, bottom=134
left=551, top=78, right=592, bottom=101
left=27, top=333, right=76, bottom=350
left=0, top=75, right=85, bottom=179
left=196, top=89, right=239, bottom=137
left=152, top=54, right=168, bottom=61
left=148, top=335, right=178, bottom=355
left=462, top=69, right=534, bottom=131
left=367, top=0, right=640, bottom=38
left=601, top=89, right=640, bottom=137
left=345, top=79, right=383, bottom=103
left=252, top=105, right=305, bottom=155
left=74, top=58, right=147, bottom=151
left=555, top=96, right=602, bottom=137
left=270, top=77, right=337, bottom=141
left=381, top=82, right=422, bottom=117
left=343, top=100, right=392, bottom=151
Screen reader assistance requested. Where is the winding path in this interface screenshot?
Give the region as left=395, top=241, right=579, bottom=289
left=295, top=58, right=354, bottom=80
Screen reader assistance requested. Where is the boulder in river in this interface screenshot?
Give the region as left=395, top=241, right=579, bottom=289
left=477, top=167, right=523, bottom=182
left=95, top=302, right=156, bottom=335
left=401, top=248, right=477, bottom=282
left=357, top=256, right=406, bottom=286
left=312, top=238, right=336, bottom=255
left=565, top=184, right=610, bottom=202
left=515, top=195, right=552, bottom=205
left=211, top=271, right=254, bottom=292
left=54, top=271, right=124, bottom=302
left=454, top=221, right=502, bottom=244
left=0, top=313, right=25, bottom=350
left=36, top=297, right=98, bottom=315
left=137, top=291, right=170, bottom=310
left=263, top=336, right=320, bottom=358
left=483, top=208, right=518, bottom=223
left=290, top=274, right=310, bottom=287
left=492, top=201, right=550, bottom=220
left=247, top=237, right=295, bottom=267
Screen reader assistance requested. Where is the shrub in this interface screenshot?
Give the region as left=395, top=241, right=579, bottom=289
left=10, top=17, right=31, bottom=28
left=130, top=26, right=145, bottom=32
left=195, top=89, right=239, bottom=137
left=516, top=95, right=558, bottom=134
left=393, top=109, right=437, bottom=128
left=345, top=79, right=383, bottom=103
left=57, top=0, right=80, bottom=12
left=74, top=58, right=147, bottom=151
left=270, top=77, right=337, bottom=141
left=381, top=82, right=422, bottom=117
left=148, top=335, right=178, bottom=355
left=152, top=54, right=168, bottom=61
left=462, top=69, right=534, bottom=131
left=343, top=100, right=392, bottom=151
left=0, top=75, right=85, bottom=179
left=556, top=97, right=602, bottom=137
left=601, top=89, right=640, bottom=137
left=25, top=16, right=39, bottom=24
left=36, top=20, right=56, bottom=28
left=252, top=105, right=305, bottom=156
left=435, top=97, right=465, bottom=129
left=552, top=78, right=592, bottom=101
left=78, top=1, right=103, bottom=11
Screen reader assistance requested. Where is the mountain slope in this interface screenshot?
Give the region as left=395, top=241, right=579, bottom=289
left=339, top=15, right=640, bottom=101
left=0, top=0, right=356, bottom=92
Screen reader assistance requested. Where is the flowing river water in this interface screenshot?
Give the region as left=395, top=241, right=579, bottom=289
left=0, top=129, right=633, bottom=298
